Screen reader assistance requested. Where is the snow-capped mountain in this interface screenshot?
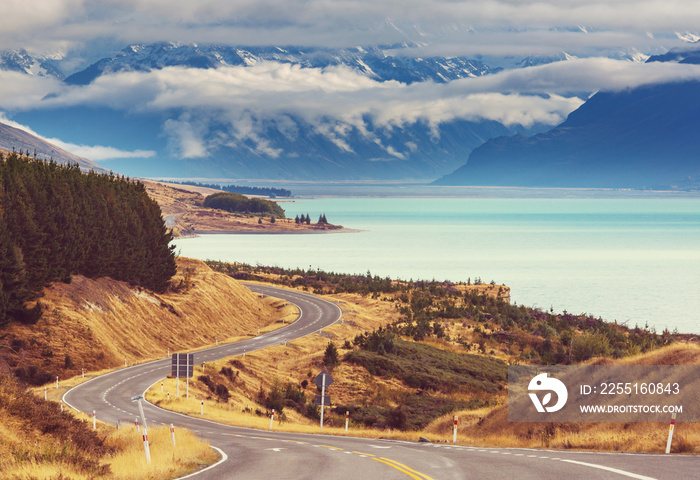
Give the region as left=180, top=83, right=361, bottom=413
left=2, top=39, right=690, bottom=182
left=64, top=42, right=500, bottom=85
left=0, top=49, right=64, bottom=79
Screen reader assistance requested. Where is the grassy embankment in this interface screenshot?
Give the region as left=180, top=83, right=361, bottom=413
left=1, top=258, right=296, bottom=478
left=3, top=258, right=292, bottom=387
left=144, top=261, right=696, bottom=454
left=0, top=373, right=218, bottom=480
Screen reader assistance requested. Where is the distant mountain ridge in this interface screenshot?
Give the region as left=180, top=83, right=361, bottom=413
left=13, top=42, right=533, bottom=181
left=0, top=49, right=64, bottom=79
left=0, top=120, right=107, bottom=173
left=65, top=42, right=501, bottom=86
left=0, top=41, right=676, bottom=182
left=436, top=46, right=700, bottom=189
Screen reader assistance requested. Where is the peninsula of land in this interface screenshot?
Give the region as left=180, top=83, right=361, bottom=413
left=143, top=180, right=343, bottom=236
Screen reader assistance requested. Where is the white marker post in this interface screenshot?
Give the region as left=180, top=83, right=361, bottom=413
left=270, top=409, right=275, bottom=429
left=44, top=387, right=47, bottom=400
left=124, top=358, right=127, bottom=367
left=453, top=416, right=458, bottom=443
left=320, top=375, right=326, bottom=431
left=82, top=368, right=84, bottom=378
left=92, top=410, right=96, bottom=430
left=666, top=412, right=677, bottom=454
left=167, top=391, right=170, bottom=401
left=170, top=424, right=176, bottom=447
left=161, top=381, right=164, bottom=392
left=60, top=400, right=63, bottom=412
left=201, top=400, right=204, bottom=415
left=135, top=397, right=151, bottom=464
left=56, top=376, right=59, bottom=389
left=345, top=411, right=349, bottom=434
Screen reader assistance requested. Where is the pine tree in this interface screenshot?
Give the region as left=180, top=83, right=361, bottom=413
left=323, top=341, right=339, bottom=369
left=0, top=152, right=179, bottom=327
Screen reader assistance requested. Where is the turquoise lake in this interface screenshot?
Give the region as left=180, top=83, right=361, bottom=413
left=173, top=196, right=700, bottom=334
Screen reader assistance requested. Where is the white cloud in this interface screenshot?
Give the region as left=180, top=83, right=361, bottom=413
left=0, top=114, right=156, bottom=160
left=0, top=71, right=60, bottom=109
left=6, top=57, right=700, bottom=159
left=163, top=115, right=208, bottom=158
left=2, top=1, right=699, bottom=58
left=47, top=140, right=156, bottom=161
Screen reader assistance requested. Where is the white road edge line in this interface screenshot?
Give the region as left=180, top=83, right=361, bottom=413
left=558, top=458, right=658, bottom=480
left=174, top=446, right=228, bottom=479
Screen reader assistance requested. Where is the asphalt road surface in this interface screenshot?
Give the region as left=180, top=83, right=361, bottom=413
left=63, top=284, right=700, bottom=479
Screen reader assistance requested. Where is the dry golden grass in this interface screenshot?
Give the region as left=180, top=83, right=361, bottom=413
left=104, top=425, right=219, bottom=480
left=6, top=258, right=280, bottom=379
left=0, top=398, right=219, bottom=480
left=141, top=281, right=700, bottom=453
left=450, top=343, right=700, bottom=453
left=1, top=370, right=218, bottom=480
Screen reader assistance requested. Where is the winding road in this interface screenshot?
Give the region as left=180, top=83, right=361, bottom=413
left=63, top=284, right=700, bottom=480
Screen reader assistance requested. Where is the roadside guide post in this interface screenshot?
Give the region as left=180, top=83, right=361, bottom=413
left=453, top=416, right=458, bottom=443
left=132, top=395, right=151, bottom=464
left=666, top=412, right=677, bottom=454
left=315, top=370, right=334, bottom=431
left=345, top=410, right=349, bottom=434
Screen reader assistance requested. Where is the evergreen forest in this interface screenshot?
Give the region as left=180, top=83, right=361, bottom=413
left=0, top=152, right=177, bottom=327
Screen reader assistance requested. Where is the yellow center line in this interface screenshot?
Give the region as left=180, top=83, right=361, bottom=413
left=352, top=451, right=376, bottom=457
left=319, top=444, right=344, bottom=450
left=287, top=440, right=310, bottom=444
left=378, top=457, right=435, bottom=480
left=373, top=458, right=424, bottom=480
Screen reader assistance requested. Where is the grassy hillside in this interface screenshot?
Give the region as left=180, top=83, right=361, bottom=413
left=144, top=263, right=692, bottom=454
left=1, top=258, right=283, bottom=386
left=457, top=342, right=700, bottom=453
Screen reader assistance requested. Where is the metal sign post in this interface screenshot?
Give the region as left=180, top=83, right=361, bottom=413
left=314, top=370, right=334, bottom=431
left=320, top=374, right=326, bottom=430
left=172, top=353, right=194, bottom=399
